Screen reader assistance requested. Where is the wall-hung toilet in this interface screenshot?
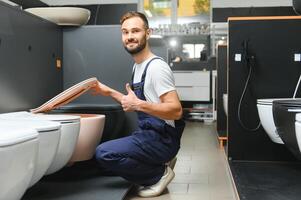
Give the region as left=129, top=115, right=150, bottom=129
left=0, top=126, right=39, bottom=200
left=295, top=113, right=301, bottom=154
left=0, top=111, right=81, bottom=175
left=223, top=94, right=228, bottom=116
left=34, top=114, right=81, bottom=175
left=272, top=99, right=301, bottom=159
left=0, top=78, right=103, bottom=177
left=26, top=78, right=98, bottom=174
left=68, top=114, right=105, bottom=163
left=54, top=104, right=125, bottom=142
left=256, top=98, right=293, bottom=144
left=0, top=119, right=61, bottom=187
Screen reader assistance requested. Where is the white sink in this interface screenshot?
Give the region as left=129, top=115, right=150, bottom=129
left=25, top=7, right=91, bottom=26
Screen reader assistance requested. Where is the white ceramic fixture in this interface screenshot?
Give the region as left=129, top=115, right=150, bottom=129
left=25, top=7, right=91, bottom=26
left=68, top=114, right=105, bottom=162
left=0, top=126, right=38, bottom=200
left=0, top=118, right=61, bottom=187
left=256, top=98, right=297, bottom=144
left=223, top=93, right=228, bottom=116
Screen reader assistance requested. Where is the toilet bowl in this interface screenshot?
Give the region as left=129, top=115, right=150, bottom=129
left=0, top=126, right=39, bottom=200
left=53, top=103, right=126, bottom=142
left=0, top=118, right=61, bottom=187
left=272, top=99, right=301, bottom=159
left=0, top=111, right=81, bottom=175
left=256, top=98, right=297, bottom=144
left=223, top=94, right=228, bottom=116
left=295, top=113, right=301, bottom=155
left=30, top=78, right=98, bottom=173
left=68, top=114, right=105, bottom=162
left=35, top=114, right=81, bottom=175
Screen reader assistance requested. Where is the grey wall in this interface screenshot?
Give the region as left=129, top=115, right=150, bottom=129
left=62, top=25, right=138, bottom=132
left=0, top=2, right=63, bottom=113
left=63, top=25, right=133, bottom=103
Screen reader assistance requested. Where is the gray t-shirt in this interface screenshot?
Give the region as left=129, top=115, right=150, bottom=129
left=133, top=56, right=176, bottom=127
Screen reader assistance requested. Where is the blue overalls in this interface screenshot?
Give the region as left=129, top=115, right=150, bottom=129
left=95, top=57, right=185, bottom=186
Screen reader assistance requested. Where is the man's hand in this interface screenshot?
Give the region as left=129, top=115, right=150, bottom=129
left=90, top=81, right=112, bottom=96
left=121, top=83, right=142, bottom=112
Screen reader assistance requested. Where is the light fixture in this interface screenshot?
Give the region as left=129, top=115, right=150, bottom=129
left=169, top=39, right=177, bottom=48
left=217, top=40, right=225, bottom=45
left=150, top=35, right=163, bottom=39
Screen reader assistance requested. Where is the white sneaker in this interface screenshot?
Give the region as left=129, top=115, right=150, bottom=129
left=137, top=166, right=175, bottom=198
left=167, top=157, right=177, bottom=170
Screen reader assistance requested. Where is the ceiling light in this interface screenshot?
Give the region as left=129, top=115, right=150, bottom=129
left=169, top=39, right=177, bottom=48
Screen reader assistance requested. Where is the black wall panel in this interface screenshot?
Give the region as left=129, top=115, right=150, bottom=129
left=9, top=0, right=48, bottom=9
left=228, top=17, right=301, bottom=161
left=216, top=45, right=227, bottom=136
left=80, top=4, right=137, bottom=25
left=0, top=2, right=62, bottom=113
left=213, top=7, right=296, bottom=22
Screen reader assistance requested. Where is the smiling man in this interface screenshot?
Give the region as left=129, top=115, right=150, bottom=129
left=93, top=11, right=185, bottom=197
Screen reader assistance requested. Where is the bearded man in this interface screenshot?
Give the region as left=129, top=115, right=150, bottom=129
left=92, top=11, right=185, bottom=198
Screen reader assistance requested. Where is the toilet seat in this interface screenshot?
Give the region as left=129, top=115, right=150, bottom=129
left=0, top=111, right=79, bottom=123
left=0, top=126, right=38, bottom=146
left=31, top=77, right=98, bottom=113
left=0, top=126, right=39, bottom=200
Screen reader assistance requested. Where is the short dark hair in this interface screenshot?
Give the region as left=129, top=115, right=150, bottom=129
left=120, top=11, right=149, bottom=29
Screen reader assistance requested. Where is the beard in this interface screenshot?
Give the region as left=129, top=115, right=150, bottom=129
left=124, top=36, right=147, bottom=55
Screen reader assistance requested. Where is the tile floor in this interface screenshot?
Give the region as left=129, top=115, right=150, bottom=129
left=125, top=121, right=238, bottom=200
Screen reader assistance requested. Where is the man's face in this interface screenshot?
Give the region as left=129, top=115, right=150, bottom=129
left=121, top=17, right=150, bottom=55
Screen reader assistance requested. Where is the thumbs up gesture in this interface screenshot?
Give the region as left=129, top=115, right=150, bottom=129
left=121, top=83, right=141, bottom=112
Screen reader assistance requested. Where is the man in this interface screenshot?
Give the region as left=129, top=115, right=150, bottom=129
left=92, top=11, right=185, bottom=197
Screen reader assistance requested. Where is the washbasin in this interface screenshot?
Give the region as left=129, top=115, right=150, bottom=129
left=25, top=7, right=91, bottom=26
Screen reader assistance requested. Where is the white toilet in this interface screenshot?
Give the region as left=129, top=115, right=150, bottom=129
left=0, top=111, right=81, bottom=175
left=256, top=98, right=301, bottom=144
left=29, top=77, right=97, bottom=174
left=68, top=114, right=105, bottom=163
left=0, top=119, right=61, bottom=187
left=295, top=113, right=301, bottom=153
left=223, top=93, right=228, bottom=116
left=38, top=114, right=80, bottom=175
left=0, top=126, right=39, bottom=200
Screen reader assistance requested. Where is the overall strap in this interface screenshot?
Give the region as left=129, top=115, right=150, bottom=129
left=131, top=57, right=163, bottom=84
left=140, top=57, right=163, bottom=83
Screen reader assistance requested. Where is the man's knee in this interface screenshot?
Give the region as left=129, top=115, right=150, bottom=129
left=95, top=143, right=109, bottom=162
left=95, top=142, right=120, bottom=166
